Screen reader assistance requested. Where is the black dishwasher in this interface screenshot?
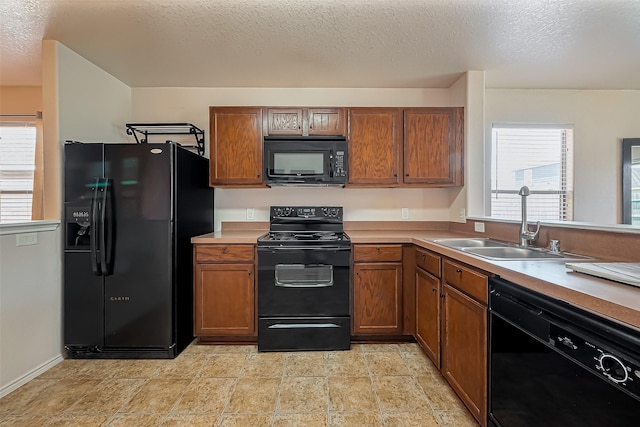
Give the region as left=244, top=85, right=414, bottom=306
left=489, top=277, right=640, bottom=427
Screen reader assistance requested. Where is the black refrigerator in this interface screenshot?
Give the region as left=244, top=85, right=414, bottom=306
left=63, top=142, right=214, bottom=359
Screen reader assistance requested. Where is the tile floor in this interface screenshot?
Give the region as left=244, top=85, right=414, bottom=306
left=0, top=342, right=479, bottom=426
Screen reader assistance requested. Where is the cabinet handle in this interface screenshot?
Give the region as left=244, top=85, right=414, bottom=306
left=257, top=174, right=261, bottom=177
left=405, top=173, right=409, bottom=177
left=431, top=288, right=437, bottom=292
left=394, top=173, right=398, bottom=177
left=421, top=253, right=426, bottom=258
left=248, top=271, right=252, bottom=276
left=221, top=247, right=227, bottom=252
left=456, top=268, right=462, bottom=273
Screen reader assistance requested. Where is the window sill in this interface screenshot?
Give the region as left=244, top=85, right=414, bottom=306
left=466, top=216, right=640, bottom=235
left=0, top=220, right=60, bottom=236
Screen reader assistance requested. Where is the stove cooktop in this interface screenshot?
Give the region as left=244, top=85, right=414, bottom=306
left=257, top=231, right=350, bottom=247
left=258, top=205, right=350, bottom=248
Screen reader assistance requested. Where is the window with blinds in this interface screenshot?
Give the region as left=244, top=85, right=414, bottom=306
left=0, top=122, right=37, bottom=223
left=491, top=125, right=574, bottom=221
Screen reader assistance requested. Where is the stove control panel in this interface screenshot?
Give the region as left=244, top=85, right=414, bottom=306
left=270, top=206, right=343, bottom=220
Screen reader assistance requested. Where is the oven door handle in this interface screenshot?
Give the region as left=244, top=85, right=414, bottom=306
left=275, top=282, right=333, bottom=288
left=268, top=323, right=341, bottom=329
left=261, top=246, right=351, bottom=252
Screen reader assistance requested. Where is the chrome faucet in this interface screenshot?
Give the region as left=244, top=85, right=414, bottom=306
left=518, top=186, right=540, bottom=247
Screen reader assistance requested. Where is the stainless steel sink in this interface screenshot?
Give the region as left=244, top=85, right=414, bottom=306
left=462, top=246, right=566, bottom=260
left=432, top=238, right=510, bottom=248
left=432, top=237, right=590, bottom=261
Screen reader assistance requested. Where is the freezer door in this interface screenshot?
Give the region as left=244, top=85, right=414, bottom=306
left=64, top=143, right=104, bottom=250
left=103, top=144, right=174, bottom=348
left=64, top=252, right=104, bottom=347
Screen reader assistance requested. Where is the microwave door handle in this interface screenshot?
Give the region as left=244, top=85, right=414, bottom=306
left=329, top=149, right=334, bottom=177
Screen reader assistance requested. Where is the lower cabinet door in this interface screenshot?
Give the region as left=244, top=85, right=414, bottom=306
left=194, top=263, right=255, bottom=336
left=442, top=284, right=487, bottom=426
left=353, top=262, right=403, bottom=335
left=415, top=266, right=441, bottom=368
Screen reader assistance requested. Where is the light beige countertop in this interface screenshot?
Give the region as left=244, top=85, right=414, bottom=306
left=192, top=228, right=640, bottom=330
left=191, top=229, right=267, bottom=244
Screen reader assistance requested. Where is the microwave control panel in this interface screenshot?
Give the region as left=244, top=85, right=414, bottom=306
left=334, top=151, right=346, bottom=177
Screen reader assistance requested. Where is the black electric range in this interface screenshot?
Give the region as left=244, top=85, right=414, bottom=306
left=257, top=206, right=351, bottom=352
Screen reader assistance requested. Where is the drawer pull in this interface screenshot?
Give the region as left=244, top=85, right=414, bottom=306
left=456, top=269, right=462, bottom=273
left=268, top=323, right=339, bottom=329
left=421, top=253, right=426, bottom=258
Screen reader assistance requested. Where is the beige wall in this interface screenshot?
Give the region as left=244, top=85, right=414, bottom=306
left=484, top=89, right=640, bottom=225
left=131, top=84, right=470, bottom=230
left=0, top=86, right=42, bottom=114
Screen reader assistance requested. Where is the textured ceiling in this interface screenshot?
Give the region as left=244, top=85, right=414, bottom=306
left=1, top=0, right=640, bottom=89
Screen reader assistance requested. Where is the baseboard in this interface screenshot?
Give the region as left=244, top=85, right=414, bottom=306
left=0, top=354, right=64, bottom=398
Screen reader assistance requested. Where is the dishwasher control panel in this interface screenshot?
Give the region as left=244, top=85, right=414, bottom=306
left=550, top=324, right=639, bottom=395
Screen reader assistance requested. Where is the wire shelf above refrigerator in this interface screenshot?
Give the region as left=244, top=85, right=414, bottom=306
left=125, top=123, right=205, bottom=156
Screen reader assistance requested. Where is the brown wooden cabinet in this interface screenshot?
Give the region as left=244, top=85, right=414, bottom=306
left=345, top=107, right=463, bottom=188
left=266, top=108, right=304, bottom=135
left=209, top=107, right=264, bottom=187
left=441, top=259, right=488, bottom=427
left=403, top=108, right=464, bottom=186
left=266, top=107, right=345, bottom=136
left=415, top=247, right=442, bottom=368
left=347, top=108, right=401, bottom=186
left=352, top=244, right=403, bottom=335
left=194, top=244, right=256, bottom=338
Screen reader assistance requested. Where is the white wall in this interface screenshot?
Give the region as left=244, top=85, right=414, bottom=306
left=0, top=228, right=61, bottom=396
left=0, top=41, right=132, bottom=396
left=485, top=89, right=640, bottom=225
left=131, top=86, right=466, bottom=230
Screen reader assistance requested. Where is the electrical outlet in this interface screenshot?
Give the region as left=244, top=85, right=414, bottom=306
left=401, top=208, right=409, bottom=220
left=246, top=208, right=255, bottom=220
left=474, top=222, right=485, bottom=233
left=459, top=208, right=466, bottom=219
left=16, top=233, right=38, bottom=246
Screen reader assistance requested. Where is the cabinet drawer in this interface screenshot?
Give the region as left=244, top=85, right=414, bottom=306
left=415, top=248, right=441, bottom=278
left=196, top=245, right=255, bottom=263
left=353, top=245, right=403, bottom=262
left=443, top=260, right=488, bottom=304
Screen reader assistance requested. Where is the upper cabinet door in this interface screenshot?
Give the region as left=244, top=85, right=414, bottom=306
left=403, top=108, right=464, bottom=186
left=209, top=107, right=264, bottom=187
left=265, top=108, right=346, bottom=136
left=266, top=108, right=304, bottom=136
left=347, top=108, right=401, bottom=186
left=307, top=108, right=346, bottom=136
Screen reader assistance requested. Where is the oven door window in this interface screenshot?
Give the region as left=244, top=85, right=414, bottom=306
left=275, top=264, right=333, bottom=288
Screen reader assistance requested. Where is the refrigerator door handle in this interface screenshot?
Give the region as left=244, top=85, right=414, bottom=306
left=89, top=178, right=102, bottom=276
left=99, top=178, right=113, bottom=276
left=104, top=178, right=115, bottom=276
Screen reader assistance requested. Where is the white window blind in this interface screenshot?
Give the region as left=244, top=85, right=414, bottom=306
left=491, top=125, right=574, bottom=221
left=0, top=121, right=37, bottom=223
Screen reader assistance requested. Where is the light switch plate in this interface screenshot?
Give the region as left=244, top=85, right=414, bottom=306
left=401, top=208, right=409, bottom=220
left=16, top=233, right=38, bottom=246
left=246, top=208, right=255, bottom=220
left=474, top=222, right=485, bottom=233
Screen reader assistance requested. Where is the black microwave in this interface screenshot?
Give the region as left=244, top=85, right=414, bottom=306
left=263, top=136, right=348, bottom=186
